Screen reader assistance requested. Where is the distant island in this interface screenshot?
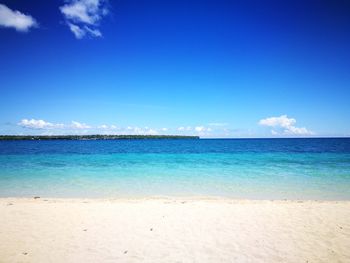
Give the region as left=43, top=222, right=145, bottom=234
left=0, top=135, right=200, bottom=140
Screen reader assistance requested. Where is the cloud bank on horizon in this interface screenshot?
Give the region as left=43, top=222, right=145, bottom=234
left=17, top=119, right=215, bottom=136
left=19, top=119, right=91, bottom=130
left=259, top=115, right=314, bottom=136
left=16, top=115, right=315, bottom=137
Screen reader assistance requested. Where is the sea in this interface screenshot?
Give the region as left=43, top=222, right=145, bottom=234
left=0, top=138, right=349, bottom=200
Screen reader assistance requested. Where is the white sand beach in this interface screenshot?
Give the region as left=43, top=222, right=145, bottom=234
left=1, top=198, right=349, bottom=263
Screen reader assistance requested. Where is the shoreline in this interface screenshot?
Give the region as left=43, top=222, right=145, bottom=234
left=1, top=198, right=350, bottom=262
left=2, top=196, right=350, bottom=202
left=2, top=194, right=350, bottom=201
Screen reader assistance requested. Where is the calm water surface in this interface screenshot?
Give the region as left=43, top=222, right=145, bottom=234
left=0, top=138, right=349, bottom=199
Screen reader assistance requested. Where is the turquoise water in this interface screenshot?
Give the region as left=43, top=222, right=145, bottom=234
left=0, top=139, right=350, bottom=199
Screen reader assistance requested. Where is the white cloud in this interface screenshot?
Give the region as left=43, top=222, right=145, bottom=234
left=284, top=126, right=312, bottom=135
left=259, top=115, right=314, bottom=136
left=60, top=0, right=103, bottom=24
left=18, top=119, right=63, bottom=129
left=195, top=126, right=205, bottom=132
left=17, top=119, right=219, bottom=136
left=67, top=22, right=85, bottom=38
left=120, top=126, right=159, bottom=135
left=60, top=0, right=107, bottom=39
left=71, top=121, right=91, bottom=129
left=18, top=119, right=93, bottom=130
left=0, top=4, right=37, bottom=32
left=16, top=119, right=131, bottom=134
left=259, top=115, right=296, bottom=128
left=84, top=25, right=101, bottom=37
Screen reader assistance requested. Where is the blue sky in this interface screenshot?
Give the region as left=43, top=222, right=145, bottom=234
left=0, top=0, right=349, bottom=137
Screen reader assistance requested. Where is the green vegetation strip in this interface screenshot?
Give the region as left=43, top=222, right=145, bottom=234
left=0, top=135, right=200, bottom=140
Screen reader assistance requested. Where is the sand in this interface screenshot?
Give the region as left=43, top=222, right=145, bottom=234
left=0, top=198, right=349, bottom=263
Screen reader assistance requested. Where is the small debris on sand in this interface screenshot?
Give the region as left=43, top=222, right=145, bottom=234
left=150, top=228, right=153, bottom=231
left=124, top=250, right=128, bottom=254
left=23, top=252, right=28, bottom=255
left=34, top=196, right=40, bottom=199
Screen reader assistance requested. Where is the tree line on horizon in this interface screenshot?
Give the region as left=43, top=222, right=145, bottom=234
left=0, top=135, right=200, bottom=140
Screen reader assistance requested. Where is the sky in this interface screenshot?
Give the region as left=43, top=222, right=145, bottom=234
left=0, top=0, right=349, bottom=137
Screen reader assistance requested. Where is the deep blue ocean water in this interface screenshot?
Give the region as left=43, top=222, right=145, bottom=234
left=0, top=138, right=350, bottom=199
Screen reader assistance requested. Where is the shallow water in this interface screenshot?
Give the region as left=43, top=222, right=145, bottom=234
left=0, top=138, right=349, bottom=199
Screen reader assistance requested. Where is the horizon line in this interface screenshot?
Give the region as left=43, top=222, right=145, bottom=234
left=0, top=135, right=350, bottom=140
